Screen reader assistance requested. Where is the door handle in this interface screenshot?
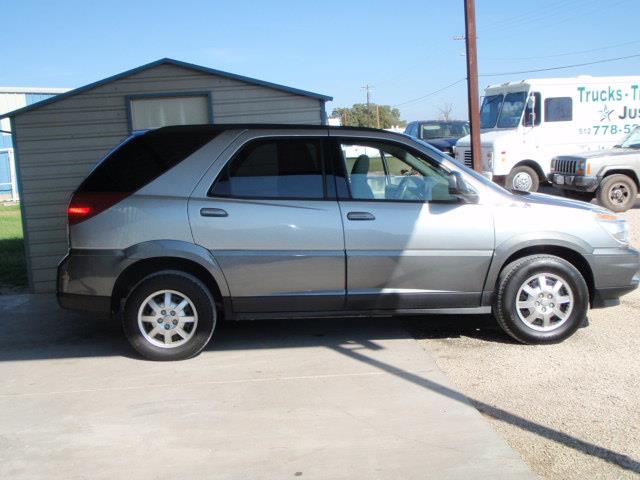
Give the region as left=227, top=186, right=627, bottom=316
left=347, top=211, right=375, bottom=221
left=200, top=208, right=228, bottom=217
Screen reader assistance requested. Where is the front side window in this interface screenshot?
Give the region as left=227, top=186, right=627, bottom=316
left=620, top=127, right=640, bottom=149
left=338, top=140, right=457, bottom=202
left=497, top=92, right=526, bottom=128
left=210, top=138, right=324, bottom=199
left=545, top=97, right=573, bottom=122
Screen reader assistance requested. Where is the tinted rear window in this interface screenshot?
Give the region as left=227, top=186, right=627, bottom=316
left=209, top=138, right=325, bottom=199
left=78, top=128, right=218, bottom=193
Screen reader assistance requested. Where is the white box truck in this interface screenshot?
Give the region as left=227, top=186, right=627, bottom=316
left=455, top=76, right=640, bottom=191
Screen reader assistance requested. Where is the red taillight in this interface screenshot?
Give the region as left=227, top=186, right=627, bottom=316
left=67, top=192, right=128, bottom=225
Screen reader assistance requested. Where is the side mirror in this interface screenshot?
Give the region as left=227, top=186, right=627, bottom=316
left=526, top=94, right=537, bottom=127
left=448, top=171, right=478, bottom=202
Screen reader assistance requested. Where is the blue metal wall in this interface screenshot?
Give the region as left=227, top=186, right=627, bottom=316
left=0, top=133, right=12, bottom=149
left=0, top=152, right=11, bottom=193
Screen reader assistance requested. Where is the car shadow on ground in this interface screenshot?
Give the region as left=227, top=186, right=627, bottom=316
left=0, top=295, right=637, bottom=474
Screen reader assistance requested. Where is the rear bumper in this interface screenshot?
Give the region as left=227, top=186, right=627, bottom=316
left=587, top=246, right=640, bottom=308
left=57, top=292, right=111, bottom=313
left=57, top=250, right=122, bottom=314
left=548, top=173, right=599, bottom=192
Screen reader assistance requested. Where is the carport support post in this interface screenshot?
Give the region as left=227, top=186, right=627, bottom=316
left=464, top=0, right=482, bottom=173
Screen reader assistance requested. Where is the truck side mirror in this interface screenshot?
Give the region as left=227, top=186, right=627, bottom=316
left=526, top=94, right=537, bottom=127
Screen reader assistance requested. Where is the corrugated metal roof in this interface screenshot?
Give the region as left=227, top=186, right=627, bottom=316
left=0, top=87, right=69, bottom=94
left=0, top=58, right=332, bottom=119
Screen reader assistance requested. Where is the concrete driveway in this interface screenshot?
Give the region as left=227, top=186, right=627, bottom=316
left=0, top=294, right=532, bottom=479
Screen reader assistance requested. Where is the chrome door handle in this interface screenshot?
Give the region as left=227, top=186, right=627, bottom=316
left=200, top=208, right=228, bottom=217
left=347, top=211, right=375, bottom=221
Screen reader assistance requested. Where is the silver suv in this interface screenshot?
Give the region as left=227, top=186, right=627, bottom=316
left=58, top=125, right=640, bottom=360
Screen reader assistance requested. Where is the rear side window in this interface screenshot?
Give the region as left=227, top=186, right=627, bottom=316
left=210, top=138, right=325, bottom=199
left=78, top=127, right=218, bottom=193
left=545, top=97, right=573, bottom=122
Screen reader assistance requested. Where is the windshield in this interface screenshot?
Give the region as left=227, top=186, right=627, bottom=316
left=411, top=137, right=508, bottom=194
left=497, top=92, right=526, bottom=128
left=480, top=91, right=528, bottom=129
left=480, top=95, right=502, bottom=128
left=420, top=122, right=470, bottom=140
left=620, top=127, right=640, bottom=149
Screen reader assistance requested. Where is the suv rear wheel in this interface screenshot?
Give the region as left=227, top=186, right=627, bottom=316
left=493, top=255, right=588, bottom=344
left=596, top=174, right=637, bottom=212
left=122, top=270, right=217, bottom=361
left=507, top=165, right=539, bottom=192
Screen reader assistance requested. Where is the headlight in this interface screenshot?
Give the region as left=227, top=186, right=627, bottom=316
left=485, top=151, right=493, bottom=169
left=550, top=158, right=557, bottom=171
left=594, top=212, right=630, bottom=245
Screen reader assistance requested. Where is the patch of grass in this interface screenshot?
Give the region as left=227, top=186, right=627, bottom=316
left=0, top=204, right=27, bottom=288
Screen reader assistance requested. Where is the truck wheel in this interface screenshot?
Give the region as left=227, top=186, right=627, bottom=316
left=493, top=255, right=588, bottom=344
left=122, top=270, right=217, bottom=361
left=596, top=174, right=637, bottom=212
left=507, top=165, right=539, bottom=192
left=562, top=190, right=594, bottom=202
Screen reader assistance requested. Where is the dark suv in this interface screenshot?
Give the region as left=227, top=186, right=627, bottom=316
left=404, top=120, right=470, bottom=156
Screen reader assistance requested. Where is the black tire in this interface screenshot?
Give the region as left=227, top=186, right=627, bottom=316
left=122, top=270, right=217, bottom=361
left=562, top=190, right=594, bottom=202
left=507, top=165, right=540, bottom=192
left=493, top=255, right=589, bottom=344
left=596, top=174, right=638, bottom=212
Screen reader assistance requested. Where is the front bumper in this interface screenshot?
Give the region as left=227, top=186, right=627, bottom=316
left=548, top=173, right=599, bottom=192
left=587, top=246, right=640, bottom=308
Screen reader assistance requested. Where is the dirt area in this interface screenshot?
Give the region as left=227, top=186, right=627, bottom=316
left=411, top=206, right=640, bottom=479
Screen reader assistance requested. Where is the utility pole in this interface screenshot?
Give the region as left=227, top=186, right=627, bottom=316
left=362, top=84, right=373, bottom=127
left=376, top=105, right=381, bottom=129
left=464, top=0, right=482, bottom=173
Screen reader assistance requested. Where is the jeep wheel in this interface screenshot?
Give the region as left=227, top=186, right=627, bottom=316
left=597, top=174, right=637, bottom=212
left=493, top=255, right=589, bottom=344
left=122, top=270, right=217, bottom=361
left=507, top=165, right=539, bottom=192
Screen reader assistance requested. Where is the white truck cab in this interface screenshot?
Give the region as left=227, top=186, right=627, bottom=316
left=455, top=76, right=640, bottom=191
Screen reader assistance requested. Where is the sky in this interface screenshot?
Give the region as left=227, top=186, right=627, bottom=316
left=1, top=0, right=639, bottom=121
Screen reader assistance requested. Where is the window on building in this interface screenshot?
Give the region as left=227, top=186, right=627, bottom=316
left=129, top=95, right=210, bottom=132
left=545, top=97, right=573, bottom=122
left=210, top=138, right=325, bottom=199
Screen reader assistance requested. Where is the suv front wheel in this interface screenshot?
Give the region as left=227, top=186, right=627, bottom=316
left=122, top=270, right=217, bottom=361
left=493, top=255, right=589, bottom=344
left=596, top=174, right=637, bottom=212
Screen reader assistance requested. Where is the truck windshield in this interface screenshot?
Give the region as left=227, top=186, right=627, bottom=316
left=480, top=95, right=502, bottom=128
left=497, top=92, right=526, bottom=128
left=480, top=92, right=528, bottom=129
left=620, top=127, right=640, bottom=149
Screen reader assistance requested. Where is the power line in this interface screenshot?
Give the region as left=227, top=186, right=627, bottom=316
left=392, top=78, right=467, bottom=108
left=479, top=53, right=640, bottom=77
left=484, top=39, right=640, bottom=62
left=478, top=0, right=583, bottom=31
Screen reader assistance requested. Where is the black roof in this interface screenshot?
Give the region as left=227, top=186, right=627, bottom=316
left=144, top=124, right=404, bottom=135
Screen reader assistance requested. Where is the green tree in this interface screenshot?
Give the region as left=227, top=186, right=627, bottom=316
left=331, top=103, right=406, bottom=129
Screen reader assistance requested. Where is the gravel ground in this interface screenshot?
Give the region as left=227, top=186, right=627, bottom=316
left=411, top=205, right=640, bottom=479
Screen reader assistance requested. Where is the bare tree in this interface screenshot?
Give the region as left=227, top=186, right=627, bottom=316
left=437, top=103, right=454, bottom=121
